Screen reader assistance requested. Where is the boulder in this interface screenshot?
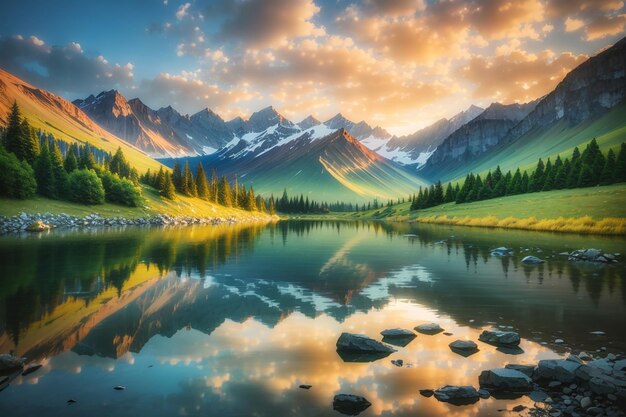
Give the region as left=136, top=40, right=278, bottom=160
left=521, top=256, right=545, bottom=265
left=419, top=389, right=434, bottom=397
left=505, top=364, right=535, bottom=378
left=0, top=354, right=25, bottom=375
left=336, top=333, right=396, bottom=362
left=491, top=247, right=510, bottom=256
left=26, top=220, right=49, bottom=232
left=433, top=385, right=480, bottom=405
left=332, top=394, right=371, bottom=416
left=336, top=333, right=396, bottom=354
left=415, top=323, right=444, bottom=335
left=449, top=340, right=479, bottom=357
left=536, top=359, right=580, bottom=383
left=380, top=328, right=415, bottom=338
left=568, top=249, right=618, bottom=263
left=478, top=330, right=521, bottom=346
left=479, top=368, right=533, bottom=392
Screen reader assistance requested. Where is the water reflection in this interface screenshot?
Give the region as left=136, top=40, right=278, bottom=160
left=0, top=221, right=625, bottom=417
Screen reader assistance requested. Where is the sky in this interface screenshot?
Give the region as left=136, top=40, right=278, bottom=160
left=0, top=0, right=625, bottom=135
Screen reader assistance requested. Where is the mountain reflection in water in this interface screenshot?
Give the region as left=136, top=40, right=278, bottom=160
left=0, top=221, right=624, bottom=417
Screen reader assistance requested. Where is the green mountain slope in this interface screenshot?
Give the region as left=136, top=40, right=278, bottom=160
left=430, top=103, right=626, bottom=182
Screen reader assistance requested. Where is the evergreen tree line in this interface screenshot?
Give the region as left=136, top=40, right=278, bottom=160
left=410, top=138, right=626, bottom=211
left=141, top=162, right=274, bottom=214
left=0, top=102, right=142, bottom=206
left=274, top=189, right=363, bottom=213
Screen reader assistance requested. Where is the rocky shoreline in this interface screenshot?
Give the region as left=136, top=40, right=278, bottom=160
left=0, top=212, right=271, bottom=235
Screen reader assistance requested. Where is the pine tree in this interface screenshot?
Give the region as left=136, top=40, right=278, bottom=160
left=567, top=159, right=582, bottom=188
left=160, top=171, right=176, bottom=199
left=433, top=181, right=444, bottom=205
left=520, top=171, right=530, bottom=193
left=109, top=147, right=129, bottom=177
left=578, top=163, right=595, bottom=187
left=64, top=149, right=78, bottom=173
left=444, top=183, right=455, bottom=202
left=210, top=168, right=219, bottom=203
left=50, top=141, right=67, bottom=196
left=79, top=146, right=97, bottom=170
left=530, top=158, right=545, bottom=192
left=268, top=196, right=276, bottom=215
left=218, top=176, right=232, bottom=206
left=34, top=143, right=56, bottom=198
left=195, top=162, right=210, bottom=200
left=600, top=149, right=616, bottom=185
left=456, top=174, right=474, bottom=204
left=3, top=101, right=23, bottom=157
left=19, top=120, right=39, bottom=164
left=467, top=174, right=482, bottom=202
left=614, top=143, right=626, bottom=182
left=542, top=158, right=555, bottom=191
left=183, top=161, right=196, bottom=196
left=256, top=195, right=266, bottom=212
left=246, top=187, right=257, bottom=211
left=156, top=167, right=166, bottom=191
left=553, top=158, right=570, bottom=189
left=507, top=169, right=521, bottom=195
left=172, top=161, right=183, bottom=192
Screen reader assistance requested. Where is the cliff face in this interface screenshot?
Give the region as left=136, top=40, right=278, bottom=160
left=505, top=37, right=626, bottom=142
left=424, top=101, right=537, bottom=168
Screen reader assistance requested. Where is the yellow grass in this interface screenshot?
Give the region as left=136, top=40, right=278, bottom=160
left=411, top=215, right=626, bottom=235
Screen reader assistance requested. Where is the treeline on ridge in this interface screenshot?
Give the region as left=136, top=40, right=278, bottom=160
left=410, top=138, right=626, bottom=211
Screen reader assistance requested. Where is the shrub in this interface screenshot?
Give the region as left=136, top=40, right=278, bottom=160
left=66, top=169, right=105, bottom=205
left=100, top=171, right=143, bottom=207
left=0, top=147, right=37, bottom=199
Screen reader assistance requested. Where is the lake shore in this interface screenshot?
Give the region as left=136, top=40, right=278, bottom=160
left=0, top=211, right=275, bottom=235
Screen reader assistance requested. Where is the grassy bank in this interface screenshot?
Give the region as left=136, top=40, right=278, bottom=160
left=0, top=184, right=274, bottom=221
left=293, top=184, right=626, bottom=235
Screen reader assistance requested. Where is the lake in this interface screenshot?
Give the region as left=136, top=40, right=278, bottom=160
left=0, top=221, right=625, bottom=416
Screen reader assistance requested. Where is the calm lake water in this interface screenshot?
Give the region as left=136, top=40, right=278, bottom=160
left=0, top=221, right=625, bottom=416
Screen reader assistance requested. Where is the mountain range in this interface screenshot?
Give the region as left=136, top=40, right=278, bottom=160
left=1, top=36, right=625, bottom=202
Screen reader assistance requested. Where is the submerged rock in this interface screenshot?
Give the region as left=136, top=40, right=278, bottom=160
left=433, top=385, right=480, bottom=405
left=521, top=256, right=545, bottom=265
left=449, top=340, right=479, bottom=357
left=299, top=384, right=312, bottom=389
left=419, top=389, right=434, bottom=397
left=332, top=394, right=371, bottom=415
left=491, top=247, right=511, bottom=256
left=336, top=333, right=396, bottom=362
left=415, top=323, right=444, bottom=335
left=380, top=328, right=415, bottom=338
left=568, top=249, right=618, bottom=263
left=479, top=368, right=533, bottom=392
left=478, top=330, right=521, bottom=346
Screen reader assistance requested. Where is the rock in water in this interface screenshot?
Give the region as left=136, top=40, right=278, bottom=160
left=26, top=220, right=50, bottom=232
left=419, top=389, right=434, bottom=397
left=415, top=323, right=444, bottom=335
left=536, top=359, right=580, bottom=383
left=332, top=394, right=371, bottom=415
left=449, top=340, right=479, bottom=357
left=0, top=354, right=25, bottom=374
left=521, top=256, right=545, bottom=265
left=491, top=247, right=510, bottom=256
left=433, top=385, right=480, bottom=405
left=380, top=328, right=415, bottom=338
left=336, top=333, right=396, bottom=362
left=568, top=248, right=618, bottom=263
left=113, top=385, right=126, bottom=391
left=478, top=330, right=521, bottom=346
left=336, top=333, right=396, bottom=353
left=479, top=368, right=533, bottom=392
left=299, top=384, right=312, bottom=389
left=504, top=364, right=535, bottom=377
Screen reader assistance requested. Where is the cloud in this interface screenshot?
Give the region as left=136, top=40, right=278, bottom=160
left=0, top=34, right=134, bottom=97
left=176, top=2, right=191, bottom=20
left=548, top=0, right=626, bottom=40
left=216, top=0, right=325, bottom=48
left=458, top=48, right=588, bottom=103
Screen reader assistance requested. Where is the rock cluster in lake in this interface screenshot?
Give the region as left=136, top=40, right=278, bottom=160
left=336, top=333, right=396, bottom=362
left=568, top=248, right=619, bottom=263
left=0, top=212, right=269, bottom=235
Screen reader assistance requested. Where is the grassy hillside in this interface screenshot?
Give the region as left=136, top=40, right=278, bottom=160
left=0, top=185, right=272, bottom=220
left=0, top=69, right=162, bottom=173
left=434, top=103, right=626, bottom=182
left=321, top=184, right=626, bottom=234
